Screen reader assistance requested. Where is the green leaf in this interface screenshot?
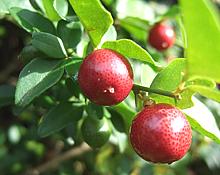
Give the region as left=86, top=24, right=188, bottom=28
left=32, top=32, right=67, bottom=59
left=69, top=0, right=113, bottom=47
left=64, top=57, right=82, bottom=76
left=108, top=109, right=126, bottom=133
left=57, top=20, right=83, bottom=50
left=150, top=58, right=186, bottom=104
left=187, top=85, right=220, bottom=103
left=9, top=7, right=55, bottom=34
left=98, top=25, right=117, bottom=47
left=102, top=39, right=156, bottom=65
left=120, top=17, right=149, bottom=42
left=180, top=0, right=220, bottom=82
left=111, top=102, right=136, bottom=133
left=81, top=117, right=111, bottom=148
left=19, top=45, right=45, bottom=64
left=42, top=0, right=60, bottom=21
left=0, top=0, right=34, bottom=14
left=183, top=97, right=220, bottom=144
left=15, top=58, right=64, bottom=107
left=38, top=102, right=84, bottom=137
left=177, top=77, right=216, bottom=109
left=53, top=0, right=69, bottom=19
left=86, top=102, right=104, bottom=119
left=0, top=85, right=15, bottom=108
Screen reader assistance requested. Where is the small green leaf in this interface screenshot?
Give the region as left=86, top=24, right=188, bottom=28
left=150, top=58, right=186, bottom=104
left=102, top=39, right=156, bottom=65
left=53, top=0, right=68, bottom=19
left=111, top=102, right=136, bottom=133
left=69, top=0, right=113, bottom=47
left=15, top=58, right=64, bottom=107
left=57, top=20, right=83, bottom=50
left=32, top=32, right=67, bottom=59
left=180, top=0, right=220, bottom=82
left=38, top=102, right=84, bottom=137
left=108, top=109, right=126, bottom=133
left=86, top=102, right=104, bottom=119
left=0, top=85, right=15, bottom=108
left=81, top=117, right=111, bottom=148
left=42, top=0, right=60, bottom=21
left=9, top=7, right=55, bottom=34
left=183, top=97, right=220, bottom=144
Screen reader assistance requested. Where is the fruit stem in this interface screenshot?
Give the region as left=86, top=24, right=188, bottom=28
left=132, top=84, right=180, bottom=100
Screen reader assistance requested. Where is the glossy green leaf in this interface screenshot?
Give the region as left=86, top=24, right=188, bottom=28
left=0, top=0, right=34, bottom=14
left=53, top=0, right=68, bottom=19
left=183, top=97, right=220, bottom=144
left=42, top=0, right=60, bottom=21
left=32, top=32, right=67, bottom=59
left=15, top=58, right=64, bottom=107
left=150, top=58, right=186, bottom=104
left=9, top=7, right=55, bottom=34
left=38, top=102, right=84, bottom=137
left=0, top=85, right=15, bottom=108
left=111, top=102, right=136, bottom=133
left=102, top=39, right=156, bottom=65
left=120, top=17, right=149, bottom=42
left=69, top=0, right=113, bottom=47
left=57, top=20, right=83, bottom=50
left=180, top=0, right=220, bottom=82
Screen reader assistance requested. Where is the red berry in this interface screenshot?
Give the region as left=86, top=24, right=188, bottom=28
left=78, top=49, right=133, bottom=106
left=130, top=103, right=192, bottom=163
left=148, top=23, right=175, bottom=51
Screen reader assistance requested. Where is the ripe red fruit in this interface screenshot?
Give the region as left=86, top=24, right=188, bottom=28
left=148, top=23, right=175, bottom=51
left=130, top=103, right=192, bottom=163
left=78, top=49, right=133, bottom=106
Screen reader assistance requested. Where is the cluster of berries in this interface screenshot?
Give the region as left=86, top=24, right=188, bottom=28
left=77, top=22, right=191, bottom=164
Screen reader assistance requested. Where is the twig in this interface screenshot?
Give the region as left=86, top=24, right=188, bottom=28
left=25, top=142, right=91, bottom=175
left=132, top=84, right=181, bottom=100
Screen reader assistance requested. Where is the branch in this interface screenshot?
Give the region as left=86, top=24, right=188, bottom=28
left=132, top=84, right=181, bottom=100
left=25, top=142, right=91, bottom=175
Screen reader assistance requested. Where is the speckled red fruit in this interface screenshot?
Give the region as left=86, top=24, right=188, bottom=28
left=130, top=104, right=192, bottom=163
left=148, top=23, right=175, bottom=51
left=78, top=49, right=133, bottom=106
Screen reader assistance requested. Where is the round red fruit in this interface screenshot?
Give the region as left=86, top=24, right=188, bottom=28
left=148, top=23, right=175, bottom=51
left=78, top=49, right=133, bottom=106
left=130, top=103, right=192, bottom=163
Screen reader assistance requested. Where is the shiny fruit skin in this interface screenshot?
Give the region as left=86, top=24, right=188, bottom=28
left=130, top=104, right=192, bottom=164
left=148, top=23, right=175, bottom=51
left=81, top=117, right=111, bottom=148
left=78, top=49, right=133, bottom=106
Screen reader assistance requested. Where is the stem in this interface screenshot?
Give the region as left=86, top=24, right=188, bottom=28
left=132, top=84, right=180, bottom=99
